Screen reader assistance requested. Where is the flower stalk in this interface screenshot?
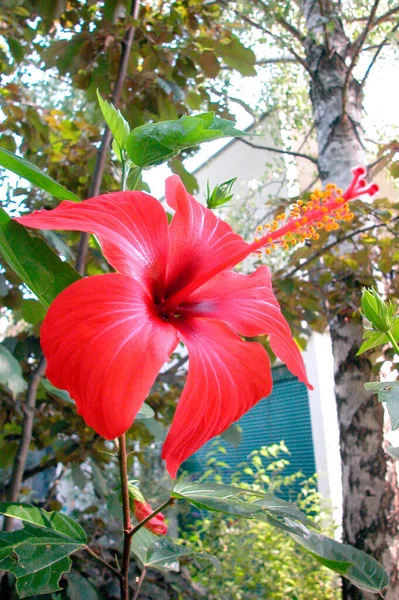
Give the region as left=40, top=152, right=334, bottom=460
left=118, top=434, right=134, bottom=600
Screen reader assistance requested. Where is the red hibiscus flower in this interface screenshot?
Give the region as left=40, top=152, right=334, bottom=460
left=15, top=168, right=377, bottom=477
left=133, top=500, right=168, bottom=535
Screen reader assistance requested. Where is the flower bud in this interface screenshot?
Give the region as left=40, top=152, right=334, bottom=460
left=133, top=500, right=168, bottom=535
left=206, top=177, right=237, bottom=209
left=361, top=288, right=396, bottom=333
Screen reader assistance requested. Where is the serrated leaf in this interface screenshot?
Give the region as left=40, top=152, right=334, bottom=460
left=16, top=555, right=72, bottom=598
left=97, top=90, right=130, bottom=151
left=0, top=148, right=79, bottom=201
left=126, top=112, right=247, bottom=168
left=0, top=207, right=81, bottom=308
left=130, top=528, right=220, bottom=574
left=0, top=503, right=87, bottom=542
left=0, top=344, right=27, bottom=397
left=0, top=503, right=86, bottom=597
left=291, top=530, right=389, bottom=593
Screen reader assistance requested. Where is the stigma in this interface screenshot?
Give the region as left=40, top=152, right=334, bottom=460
left=252, top=166, right=379, bottom=256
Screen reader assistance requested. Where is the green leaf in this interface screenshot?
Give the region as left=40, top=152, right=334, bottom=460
left=42, top=380, right=154, bottom=423
left=136, top=402, right=155, bottom=420
left=364, top=381, right=399, bottom=429
left=386, top=445, right=399, bottom=460
left=130, top=528, right=220, bottom=574
left=358, top=320, right=399, bottom=354
left=357, top=330, right=387, bottom=354
left=21, top=299, right=47, bottom=325
left=126, top=112, right=248, bottom=168
left=220, top=423, right=242, bottom=447
left=42, top=379, right=74, bottom=404
left=0, top=148, right=79, bottom=201
left=216, top=36, right=256, bottom=76
left=66, top=570, right=99, bottom=600
left=387, top=399, right=399, bottom=430
left=291, top=530, right=389, bottom=593
left=172, top=481, right=315, bottom=528
left=168, top=158, right=199, bottom=194
left=364, top=380, right=399, bottom=402
left=206, top=177, right=237, bottom=209
left=0, top=503, right=86, bottom=598
left=0, top=344, right=27, bottom=397
left=96, top=90, right=130, bottom=151
left=0, top=207, right=81, bottom=307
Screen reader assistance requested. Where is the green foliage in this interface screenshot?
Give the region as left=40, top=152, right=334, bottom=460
left=206, top=177, right=237, bottom=209
left=180, top=446, right=388, bottom=597
left=96, top=90, right=130, bottom=153
left=183, top=447, right=340, bottom=600
left=361, top=287, right=396, bottom=334
left=131, top=526, right=220, bottom=574
left=173, top=481, right=315, bottom=529
left=292, top=530, right=389, bottom=593
left=126, top=112, right=248, bottom=168
left=0, top=148, right=79, bottom=201
left=0, top=503, right=86, bottom=598
left=0, top=207, right=80, bottom=307
left=0, top=344, right=27, bottom=397
left=365, top=381, right=399, bottom=430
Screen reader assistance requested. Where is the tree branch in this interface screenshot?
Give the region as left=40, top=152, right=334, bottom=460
left=360, top=20, right=399, bottom=90
left=3, top=355, right=47, bottom=532
left=317, top=0, right=330, bottom=53
left=238, top=138, right=318, bottom=164
left=75, top=0, right=140, bottom=275
left=342, top=0, right=381, bottom=116
left=219, top=0, right=309, bottom=73
left=256, top=56, right=299, bottom=65
left=283, top=220, right=396, bottom=280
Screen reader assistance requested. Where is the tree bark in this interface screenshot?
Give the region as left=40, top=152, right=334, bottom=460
left=300, top=2, right=399, bottom=598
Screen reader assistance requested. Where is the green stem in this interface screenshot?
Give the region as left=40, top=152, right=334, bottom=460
left=85, top=546, right=122, bottom=579
left=386, top=329, right=399, bottom=355
left=118, top=434, right=133, bottom=600
left=129, top=497, right=174, bottom=537
left=121, top=159, right=129, bottom=192
left=129, top=167, right=142, bottom=191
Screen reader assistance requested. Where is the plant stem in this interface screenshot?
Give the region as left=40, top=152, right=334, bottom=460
left=118, top=434, right=133, bottom=600
left=386, top=330, right=399, bottom=355
left=3, top=354, right=47, bottom=532
left=85, top=546, right=122, bottom=580
left=128, top=167, right=143, bottom=191
left=129, top=497, right=174, bottom=536
left=132, top=567, right=147, bottom=600
left=75, top=0, right=140, bottom=275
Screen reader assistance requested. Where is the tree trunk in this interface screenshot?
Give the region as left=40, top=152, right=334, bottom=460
left=301, top=3, right=399, bottom=598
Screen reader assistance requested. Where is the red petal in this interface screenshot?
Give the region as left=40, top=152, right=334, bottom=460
left=41, top=274, right=178, bottom=439
left=164, top=176, right=252, bottom=306
left=162, top=317, right=272, bottom=478
left=181, top=266, right=311, bottom=389
left=15, top=192, right=169, bottom=299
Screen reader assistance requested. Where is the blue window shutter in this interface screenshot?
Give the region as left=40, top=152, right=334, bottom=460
left=185, top=365, right=316, bottom=499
